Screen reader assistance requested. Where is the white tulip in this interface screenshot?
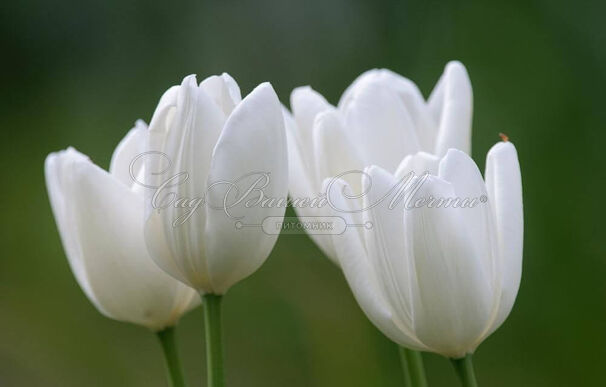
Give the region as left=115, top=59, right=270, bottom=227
left=45, top=123, right=199, bottom=331
left=285, top=61, right=473, bottom=264
left=143, top=74, right=288, bottom=295
left=326, top=141, right=522, bottom=358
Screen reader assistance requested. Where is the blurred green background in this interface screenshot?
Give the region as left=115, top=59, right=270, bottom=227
left=1, top=0, right=605, bottom=385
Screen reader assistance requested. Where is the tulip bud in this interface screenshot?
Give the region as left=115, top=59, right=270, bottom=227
left=327, top=142, right=523, bottom=358
left=45, top=124, right=199, bottom=331
left=143, top=74, right=288, bottom=295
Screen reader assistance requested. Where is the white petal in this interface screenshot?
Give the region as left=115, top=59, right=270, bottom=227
left=309, top=110, right=368, bottom=264
left=147, top=85, right=180, bottom=136
left=290, top=86, right=333, bottom=180
left=291, top=86, right=333, bottom=134
left=200, top=73, right=242, bottom=116
left=312, top=110, right=365, bottom=193
left=361, top=166, right=428, bottom=350
left=48, top=151, right=197, bottom=330
left=439, top=149, right=495, bottom=277
left=284, top=107, right=317, bottom=196
left=151, top=75, right=225, bottom=195
left=406, top=175, right=493, bottom=357
left=339, top=69, right=437, bottom=152
left=284, top=107, right=336, bottom=261
left=144, top=209, right=210, bottom=290
left=337, top=68, right=377, bottom=108
left=144, top=75, right=226, bottom=291
left=429, top=61, right=473, bottom=156
left=338, top=69, right=422, bottom=109
left=483, top=141, right=523, bottom=336
left=326, top=176, right=425, bottom=350
left=45, top=148, right=97, bottom=306
left=204, top=82, right=288, bottom=294
left=109, top=120, right=148, bottom=189
left=342, top=78, right=420, bottom=171
left=394, top=152, right=440, bottom=179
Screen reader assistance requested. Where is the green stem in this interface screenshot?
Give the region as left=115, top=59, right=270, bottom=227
left=156, top=327, right=187, bottom=387
left=398, top=346, right=413, bottom=387
left=398, top=347, right=428, bottom=387
left=451, top=354, right=479, bottom=387
left=203, top=294, right=224, bottom=387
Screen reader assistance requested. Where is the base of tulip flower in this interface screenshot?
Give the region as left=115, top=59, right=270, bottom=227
left=398, top=346, right=428, bottom=387
left=156, top=326, right=187, bottom=387
left=202, top=293, right=225, bottom=387
left=451, top=354, right=478, bottom=387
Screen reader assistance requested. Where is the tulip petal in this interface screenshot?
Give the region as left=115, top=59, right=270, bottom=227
left=49, top=151, right=197, bottom=330
left=147, top=85, right=180, bottom=136
left=109, top=120, right=148, bottom=189
left=439, top=149, right=495, bottom=276
left=394, top=152, right=440, bottom=179
left=483, top=141, right=523, bottom=336
left=342, top=78, right=421, bottom=171
left=284, top=107, right=337, bottom=261
left=148, top=75, right=225, bottom=195
left=339, top=69, right=421, bottom=109
left=290, top=86, right=333, bottom=182
left=291, top=86, right=333, bottom=134
left=312, top=110, right=367, bottom=262
left=406, top=175, right=493, bottom=357
left=144, top=75, right=226, bottom=291
left=45, top=149, right=97, bottom=306
left=284, top=107, right=317, bottom=195
left=429, top=61, right=473, bottom=156
left=205, top=82, right=288, bottom=294
left=326, top=177, right=426, bottom=350
left=313, top=110, right=365, bottom=193
left=339, top=69, right=437, bottom=153
left=361, top=166, right=429, bottom=350
left=200, top=72, right=242, bottom=116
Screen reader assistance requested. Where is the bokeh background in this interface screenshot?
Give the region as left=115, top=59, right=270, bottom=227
left=2, top=0, right=605, bottom=385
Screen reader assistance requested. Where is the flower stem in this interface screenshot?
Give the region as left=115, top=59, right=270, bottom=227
left=398, top=346, right=428, bottom=387
left=203, top=294, right=224, bottom=387
left=156, top=326, right=187, bottom=387
left=451, top=354, right=479, bottom=387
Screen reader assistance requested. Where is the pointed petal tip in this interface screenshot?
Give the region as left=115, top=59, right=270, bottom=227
left=220, top=72, right=234, bottom=80
left=488, top=140, right=517, bottom=156
left=292, top=85, right=313, bottom=93
left=181, top=74, right=198, bottom=87
left=134, top=119, right=147, bottom=129
left=47, top=147, right=87, bottom=164
left=250, top=81, right=277, bottom=98
left=445, top=60, right=468, bottom=75
left=354, top=68, right=396, bottom=83
left=290, top=85, right=320, bottom=104
left=357, top=68, right=383, bottom=79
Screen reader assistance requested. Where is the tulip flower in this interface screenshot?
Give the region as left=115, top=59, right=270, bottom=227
left=285, top=61, right=472, bottom=266
left=326, top=140, right=523, bottom=385
left=142, top=74, right=288, bottom=387
left=45, top=123, right=199, bottom=387
left=285, top=61, right=472, bottom=385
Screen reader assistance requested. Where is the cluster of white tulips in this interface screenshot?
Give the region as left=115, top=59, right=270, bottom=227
left=45, top=62, right=523, bottom=387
